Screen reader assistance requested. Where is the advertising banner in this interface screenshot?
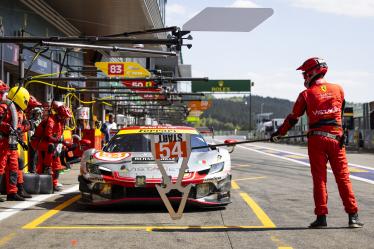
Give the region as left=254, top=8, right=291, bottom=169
left=192, top=79, right=251, bottom=92
left=188, top=100, right=212, bottom=111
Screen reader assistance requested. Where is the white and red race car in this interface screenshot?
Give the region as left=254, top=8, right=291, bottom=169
left=78, top=126, right=232, bottom=207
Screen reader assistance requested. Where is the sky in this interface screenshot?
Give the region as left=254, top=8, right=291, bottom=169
left=165, top=0, right=374, bottom=103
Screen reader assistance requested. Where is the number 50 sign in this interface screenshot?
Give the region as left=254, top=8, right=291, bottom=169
left=154, top=134, right=187, bottom=159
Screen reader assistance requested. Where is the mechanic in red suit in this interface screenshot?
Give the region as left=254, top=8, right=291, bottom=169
left=271, top=57, right=363, bottom=228
left=0, top=81, right=9, bottom=100
left=11, top=95, right=46, bottom=200
left=0, top=86, right=30, bottom=201
left=1, top=84, right=35, bottom=199
left=14, top=97, right=44, bottom=199
left=32, top=104, right=72, bottom=192
left=24, top=95, right=44, bottom=174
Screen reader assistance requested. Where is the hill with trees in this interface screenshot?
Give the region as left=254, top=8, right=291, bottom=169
left=198, top=95, right=294, bottom=130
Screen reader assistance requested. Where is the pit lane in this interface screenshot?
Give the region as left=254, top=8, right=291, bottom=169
left=1, top=141, right=374, bottom=249
left=22, top=188, right=274, bottom=231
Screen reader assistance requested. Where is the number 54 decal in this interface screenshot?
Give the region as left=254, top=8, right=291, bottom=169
left=155, top=141, right=187, bottom=159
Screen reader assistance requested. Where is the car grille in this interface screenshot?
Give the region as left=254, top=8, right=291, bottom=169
left=124, top=187, right=195, bottom=198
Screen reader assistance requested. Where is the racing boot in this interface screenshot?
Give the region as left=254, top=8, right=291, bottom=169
left=349, top=213, right=364, bottom=228
left=53, top=185, right=63, bottom=192
left=17, top=183, right=32, bottom=198
left=7, top=193, right=25, bottom=201
left=0, top=175, right=4, bottom=202
left=308, top=215, right=327, bottom=229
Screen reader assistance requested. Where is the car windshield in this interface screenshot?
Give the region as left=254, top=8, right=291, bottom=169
left=104, top=133, right=209, bottom=152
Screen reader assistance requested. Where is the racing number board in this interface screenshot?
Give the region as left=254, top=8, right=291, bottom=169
left=151, top=133, right=191, bottom=220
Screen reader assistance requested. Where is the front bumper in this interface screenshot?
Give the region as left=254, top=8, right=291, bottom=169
left=78, top=175, right=231, bottom=207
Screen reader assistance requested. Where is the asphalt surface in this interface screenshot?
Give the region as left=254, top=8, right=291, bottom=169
left=1, top=140, right=373, bottom=249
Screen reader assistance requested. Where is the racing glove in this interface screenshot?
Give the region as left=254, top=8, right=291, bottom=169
left=270, top=131, right=281, bottom=142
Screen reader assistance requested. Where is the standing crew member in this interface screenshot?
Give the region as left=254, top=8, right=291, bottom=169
left=101, top=113, right=117, bottom=143
left=271, top=57, right=363, bottom=228
left=25, top=95, right=44, bottom=173
left=32, top=104, right=72, bottom=192
left=0, top=86, right=30, bottom=201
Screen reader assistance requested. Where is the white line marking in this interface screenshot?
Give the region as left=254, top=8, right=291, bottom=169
left=248, top=144, right=374, bottom=171
left=236, top=144, right=374, bottom=185
left=0, top=185, right=79, bottom=222
left=218, top=138, right=374, bottom=185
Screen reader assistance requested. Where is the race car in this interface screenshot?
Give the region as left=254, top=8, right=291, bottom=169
left=78, top=125, right=232, bottom=207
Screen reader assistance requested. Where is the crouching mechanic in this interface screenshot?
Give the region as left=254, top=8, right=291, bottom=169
left=0, top=86, right=31, bottom=201
left=32, top=104, right=72, bottom=192
left=270, top=57, right=363, bottom=228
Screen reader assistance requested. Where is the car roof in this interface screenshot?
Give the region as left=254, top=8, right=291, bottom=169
left=117, top=125, right=199, bottom=135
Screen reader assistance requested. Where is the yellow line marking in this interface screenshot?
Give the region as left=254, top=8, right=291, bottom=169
left=327, top=164, right=367, bottom=173
left=22, top=190, right=276, bottom=231
left=0, top=233, right=16, bottom=247
left=240, top=192, right=276, bottom=228
left=271, top=235, right=294, bottom=249
left=285, top=154, right=306, bottom=159
left=231, top=180, right=240, bottom=189
left=30, top=225, right=272, bottom=230
left=349, top=167, right=368, bottom=173
left=22, top=195, right=81, bottom=229
left=235, top=176, right=267, bottom=182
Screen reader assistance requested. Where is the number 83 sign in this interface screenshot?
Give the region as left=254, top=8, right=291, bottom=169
left=154, top=133, right=188, bottom=159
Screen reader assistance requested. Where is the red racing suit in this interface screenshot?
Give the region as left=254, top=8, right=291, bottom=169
left=277, top=78, right=358, bottom=215
left=31, top=114, right=64, bottom=187
left=0, top=102, right=30, bottom=194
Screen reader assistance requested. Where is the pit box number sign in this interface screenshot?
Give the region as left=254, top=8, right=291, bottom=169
left=108, top=63, right=124, bottom=75
left=154, top=134, right=187, bottom=159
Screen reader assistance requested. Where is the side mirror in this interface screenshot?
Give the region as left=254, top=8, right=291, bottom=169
left=208, top=144, right=217, bottom=150
left=224, top=139, right=238, bottom=153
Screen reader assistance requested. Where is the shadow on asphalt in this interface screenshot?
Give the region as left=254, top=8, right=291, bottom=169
left=151, top=226, right=353, bottom=232
left=31, top=192, right=226, bottom=215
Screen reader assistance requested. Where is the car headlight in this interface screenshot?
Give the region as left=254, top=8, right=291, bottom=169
left=196, top=183, right=211, bottom=198
left=208, top=162, right=225, bottom=174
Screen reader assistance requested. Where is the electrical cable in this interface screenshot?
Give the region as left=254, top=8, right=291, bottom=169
left=24, top=79, right=76, bottom=90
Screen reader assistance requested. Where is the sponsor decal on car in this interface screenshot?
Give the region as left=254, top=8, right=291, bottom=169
left=204, top=176, right=224, bottom=183
left=132, top=157, right=178, bottom=162
left=94, top=152, right=131, bottom=162
left=154, top=133, right=188, bottom=159
left=117, top=126, right=199, bottom=135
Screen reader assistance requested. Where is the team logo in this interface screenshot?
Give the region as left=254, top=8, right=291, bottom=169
left=218, top=80, right=224, bottom=87
left=93, top=152, right=131, bottom=161
left=320, top=85, right=327, bottom=92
